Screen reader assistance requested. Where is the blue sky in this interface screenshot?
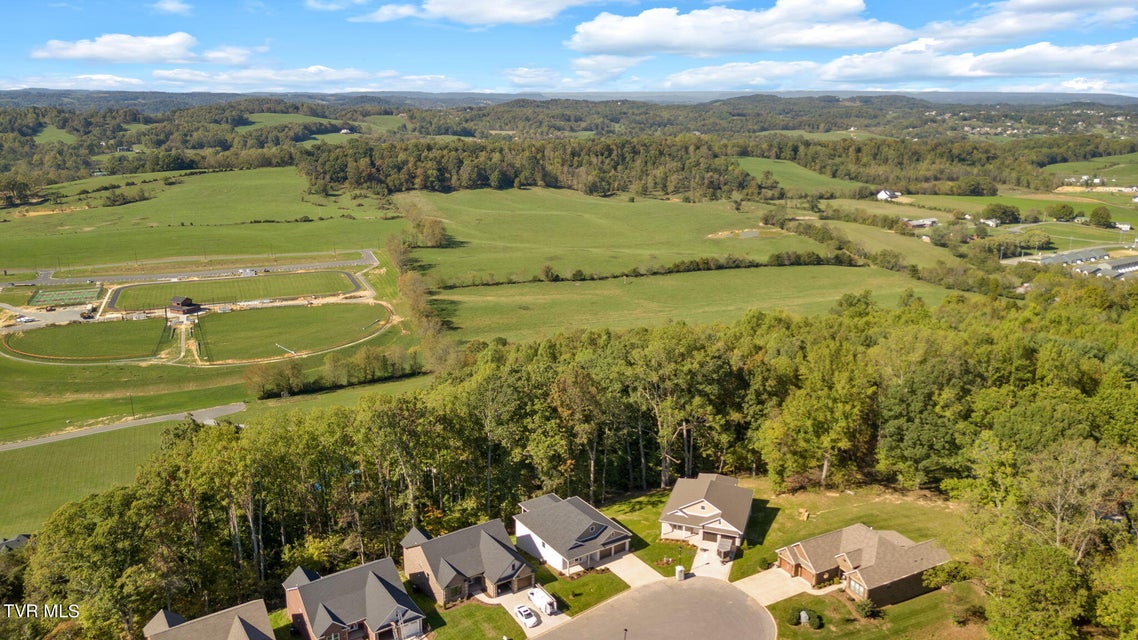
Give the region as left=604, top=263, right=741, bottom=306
left=2, top=0, right=1138, bottom=94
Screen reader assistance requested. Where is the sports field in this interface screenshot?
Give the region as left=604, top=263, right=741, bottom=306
left=736, top=157, right=870, bottom=193
left=28, top=286, right=102, bottom=307
left=195, top=303, right=391, bottom=362
left=0, top=420, right=173, bottom=533
left=819, top=220, right=962, bottom=268
left=441, top=266, right=953, bottom=343
left=403, top=189, right=827, bottom=286
left=4, top=318, right=173, bottom=360
left=111, top=271, right=358, bottom=310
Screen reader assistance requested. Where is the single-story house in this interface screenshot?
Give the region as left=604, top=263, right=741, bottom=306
left=0, top=534, right=31, bottom=554
left=402, top=519, right=534, bottom=605
left=877, top=190, right=901, bottom=201
left=169, top=296, right=202, bottom=315
left=283, top=558, right=425, bottom=640
left=1039, top=248, right=1109, bottom=266
left=903, top=218, right=938, bottom=229
left=1117, top=222, right=1133, bottom=232
left=776, top=523, right=951, bottom=606
left=143, top=600, right=274, bottom=640
left=514, top=494, right=632, bottom=575
left=659, top=473, right=753, bottom=557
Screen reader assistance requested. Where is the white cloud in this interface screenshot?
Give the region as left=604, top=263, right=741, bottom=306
left=665, top=60, right=819, bottom=89
left=152, top=0, right=192, bottom=14
left=153, top=65, right=468, bottom=91
left=352, top=0, right=595, bottom=25
left=568, top=3, right=911, bottom=56
left=504, top=67, right=562, bottom=87
left=921, top=0, right=1138, bottom=50
left=305, top=0, right=368, bottom=10
left=32, top=32, right=198, bottom=63
left=201, top=46, right=253, bottom=65
left=503, top=55, right=647, bottom=89
left=2, top=74, right=146, bottom=90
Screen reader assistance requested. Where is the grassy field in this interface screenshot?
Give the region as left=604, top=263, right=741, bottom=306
left=55, top=252, right=344, bottom=278
left=533, top=564, right=629, bottom=615
left=757, top=130, right=893, bottom=141
left=441, top=266, right=953, bottom=344
left=1044, top=151, right=1138, bottom=184
left=0, top=420, right=173, bottom=533
left=235, top=113, right=338, bottom=131
left=601, top=491, right=697, bottom=577
left=196, top=303, right=391, bottom=362
left=363, top=114, right=405, bottom=131
left=737, top=158, right=870, bottom=192
left=994, top=222, right=1135, bottom=252
left=825, top=199, right=958, bottom=223
left=6, top=168, right=405, bottom=268
left=402, top=189, right=827, bottom=285
left=238, top=374, right=432, bottom=423
left=728, top=477, right=974, bottom=582
left=33, top=125, right=77, bottom=144
left=819, top=221, right=962, bottom=268
left=112, top=271, right=357, bottom=310
left=412, top=593, right=519, bottom=640
left=4, top=318, right=173, bottom=360
left=911, top=193, right=1138, bottom=225
left=769, top=582, right=985, bottom=640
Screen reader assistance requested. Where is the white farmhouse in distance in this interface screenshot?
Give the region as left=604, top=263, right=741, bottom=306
left=877, top=190, right=901, bottom=201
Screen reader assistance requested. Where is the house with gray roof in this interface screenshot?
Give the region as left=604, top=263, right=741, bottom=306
left=283, top=558, right=425, bottom=640
left=0, top=534, right=31, bottom=554
left=776, top=523, right=951, bottom=606
left=514, top=494, right=632, bottom=575
left=143, top=600, right=274, bottom=640
left=401, top=519, right=534, bottom=605
left=659, top=473, right=753, bottom=554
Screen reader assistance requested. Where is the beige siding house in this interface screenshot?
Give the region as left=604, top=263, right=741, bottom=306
left=659, top=473, right=753, bottom=557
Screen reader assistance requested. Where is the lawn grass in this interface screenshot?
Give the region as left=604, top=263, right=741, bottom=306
left=55, top=251, right=344, bottom=278
left=4, top=318, right=173, bottom=360
left=33, top=125, right=77, bottom=144
left=768, top=582, right=985, bottom=640
left=402, top=189, right=826, bottom=286
left=0, top=420, right=173, bottom=533
left=601, top=491, right=697, bottom=577
left=112, top=271, right=357, bottom=310
left=0, top=288, right=34, bottom=306
left=5, top=168, right=406, bottom=268
left=441, top=266, right=954, bottom=344
left=195, top=303, right=391, bottom=362
left=728, top=477, right=973, bottom=582
left=994, top=222, right=1136, bottom=252
left=411, top=593, right=520, bottom=640
left=363, top=115, right=405, bottom=131
left=531, top=563, right=629, bottom=614
left=235, top=113, right=337, bottom=131
left=737, top=158, right=870, bottom=193
left=267, top=608, right=292, bottom=640
left=818, top=221, right=961, bottom=268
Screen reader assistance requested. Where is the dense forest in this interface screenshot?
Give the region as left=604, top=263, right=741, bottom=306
left=3, top=277, right=1137, bottom=639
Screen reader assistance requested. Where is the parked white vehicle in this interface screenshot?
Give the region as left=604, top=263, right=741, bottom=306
left=528, top=587, right=558, bottom=615
left=514, top=605, right=539, bottom=628
left=16, top=316, right=35, bottom=324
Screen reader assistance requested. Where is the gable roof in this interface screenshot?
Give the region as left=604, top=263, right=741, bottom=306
left=144, top=600, right=273, bottom=640
left=282, top=566, right=320, bottom=590
left=0, top=534, right=31, bottom=553
left=288, top=558, right=423, bottom=637
left=515, top=494, right=631, bottom=561
left=659, top=473, right=753, bottom=534
left=778, top=524, right=950, bottom=587
left=400, top=526, right=432, bottom=549
left=407, top=519, right=530, bottom=586
left=778, top=523, right=875, bottom=574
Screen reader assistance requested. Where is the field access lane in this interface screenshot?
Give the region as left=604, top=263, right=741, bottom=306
left=0, top=403, right=246, bottom=451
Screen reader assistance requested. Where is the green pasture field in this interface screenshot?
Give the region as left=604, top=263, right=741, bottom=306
left=0, top=420, right=174, bottom=534
left=727, top=477, right=974, bottom=582
left=54, top=251, right=345, bottom=278
left=28, top=286, right=102, bottom=306
left=195, top=303, right=391, bottom=362
left=440, top=266, right=953, bottom=344
left=819, top=221, right=962, bottom=268
left=5, top=168, right=404, bottom=268
left=32, top=125, right=77, bottom=144
left=1044, top=151, right=1138, bottom=184
left=993, top=222, right=1136, bottom=252
left=235, top=113, right=338, bottom=131
left=363, top=115, right=405, bottom=131
left=402, top=189, right=827, bottom=286
left=736, top=157, right=870, bottom=192
left=825, top=198, right=957, bottom=223
left=239, top=375, right=433, bottom=423
left=0, top=289, right=33, bottom=306
left=112, top=271, right=357, bottom=310
left=4, top=318, right=172, bottom=361
left=756, top=129, right=893, bottom=141
left=911, top=193, right=1138, bottom=225
left=301, top=132, right=355, bottom=146
left=365, top=251, right=400, bottom=301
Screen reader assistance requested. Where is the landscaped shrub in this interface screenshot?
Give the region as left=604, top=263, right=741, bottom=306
left=854, top=598, right=878, bottom=619
left=805, top=609, right=824, bottom=629
left=787, top=609, right=802, bottom=626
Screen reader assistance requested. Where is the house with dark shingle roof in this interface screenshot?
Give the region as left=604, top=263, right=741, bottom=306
left=659, top=473, right=753, bottom=553
left=283, top=558, right=425, bottom=640
left=0, top=534, right=31, bottom=554
left=514, top=494, right=632, bottom=575
left=143, top=600, right=274, bottom=640
left=776, top=523, right=951, bottom=606
left=401, top=519, right=534, bottom=605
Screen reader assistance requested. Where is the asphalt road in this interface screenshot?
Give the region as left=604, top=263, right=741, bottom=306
left=0, top=402, right=246, bottom=452
left=534, top=577, right=776, bottom=640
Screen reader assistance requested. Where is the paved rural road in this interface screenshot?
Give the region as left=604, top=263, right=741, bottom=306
left=6, top=250, right=379, bottom=287
left=0, top=402, right=246, bottom=452
left=535, top=577, right=776, bottom=640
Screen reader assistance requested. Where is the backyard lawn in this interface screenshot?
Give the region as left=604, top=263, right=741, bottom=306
left=411, top=593, right=520, bottom=640
left=531, top=562, right=629, bottom=615
left=600, top=491, right=697, bottom=577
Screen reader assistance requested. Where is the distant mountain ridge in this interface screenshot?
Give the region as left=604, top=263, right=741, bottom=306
left=2, top=88, right=1137, bottom=112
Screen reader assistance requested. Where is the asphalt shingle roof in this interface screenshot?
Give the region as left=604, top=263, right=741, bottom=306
left=143, top=600, right=273, bottom=640
left=780, top=524, right=951, bottom=588
left=286, top=558, right=423, bottom=638
left=659, top=473, right=753, bottom=534
left=514, top=494, right=631, bottom=560
left=409, top=519, right=530, bottom=587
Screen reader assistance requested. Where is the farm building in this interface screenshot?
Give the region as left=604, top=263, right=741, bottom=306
left=876, top=190, right=901, bottom=201
left=514, top=494, right=632, bottom=575
left=903, top=218, right=938, bottom=229
left=776, top=524, right=950, bottom=606
left=1074, top=256, right=1138, bottom=278
left=1117, top=223, right=1133, bottom=232
left=168, top=296, right=202, bottom=315
left=143, top=600, right=273, bottom=640
left=1039, top=248, right=1109, bottom=266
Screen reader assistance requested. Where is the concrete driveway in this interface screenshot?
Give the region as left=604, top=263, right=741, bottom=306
left=475, top=588, right=573, bottom=638
left=598, top=553, right=664, bottom=587
left=689, top=542, right=732, bottom=580
left=536, top=577, right=776, bottom=640
left=733, top=568, right=820, bottom=606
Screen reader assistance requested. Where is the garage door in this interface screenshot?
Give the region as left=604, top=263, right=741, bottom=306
left=702, top=531, right=718, bottom=543
left=514, top=574, right=534, bottom=590
left=599, top=546, right=614, bottom=559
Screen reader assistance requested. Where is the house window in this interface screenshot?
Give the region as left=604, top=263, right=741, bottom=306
left=849, top=580, right=865, bottom=596
left=699, top=505, right=705, bottom=510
